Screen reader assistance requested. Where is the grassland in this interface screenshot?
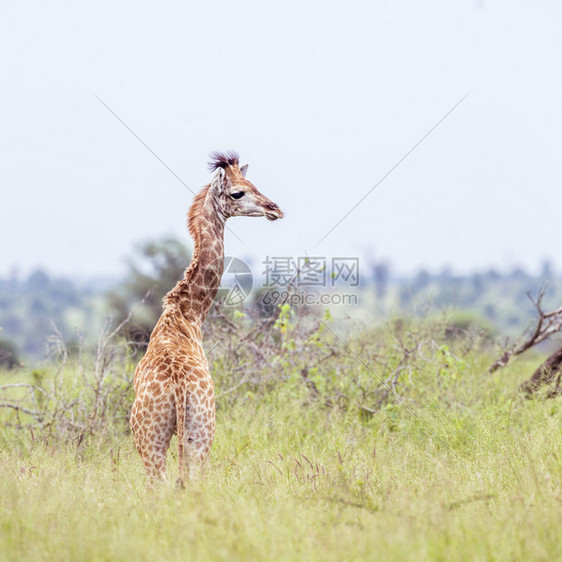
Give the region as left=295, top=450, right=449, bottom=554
left=1, top=314, right=561, bottom=561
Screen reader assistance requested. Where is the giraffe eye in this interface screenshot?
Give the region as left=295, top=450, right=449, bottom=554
left=230, top=191, right=245, bottom=200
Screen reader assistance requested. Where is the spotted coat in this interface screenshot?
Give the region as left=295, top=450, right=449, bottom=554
left=130, top=153, right=283, bottom=484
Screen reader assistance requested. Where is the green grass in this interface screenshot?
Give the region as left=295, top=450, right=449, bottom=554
left=1, top=346, right=562, bottom=561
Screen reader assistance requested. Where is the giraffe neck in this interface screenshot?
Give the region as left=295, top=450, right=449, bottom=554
left=164, top=187, right=226, bottom=325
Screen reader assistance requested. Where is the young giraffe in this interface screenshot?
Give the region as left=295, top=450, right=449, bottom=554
left=130, top=152, right=283, bottom=484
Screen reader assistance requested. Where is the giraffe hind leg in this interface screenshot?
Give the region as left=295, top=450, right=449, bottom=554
left=131, top=396, right=176, bottom=485
left=177, top=396, right=216, bottom=483
left=132, top=422, right=175, bottom=484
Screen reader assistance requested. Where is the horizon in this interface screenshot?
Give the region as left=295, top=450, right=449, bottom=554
left=2, top=249, right=560, bottom=286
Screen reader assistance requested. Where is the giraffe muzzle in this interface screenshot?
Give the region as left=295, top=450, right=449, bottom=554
left=265, top=203, right=283, bottom=221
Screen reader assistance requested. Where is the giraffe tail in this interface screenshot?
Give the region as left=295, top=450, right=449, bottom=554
left=174, top=385, right=188, bottom=487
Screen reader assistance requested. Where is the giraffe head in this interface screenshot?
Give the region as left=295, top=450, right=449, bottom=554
left=208, top=152, right=283, bottom=221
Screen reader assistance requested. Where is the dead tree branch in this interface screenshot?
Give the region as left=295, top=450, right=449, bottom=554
left=489, top=288, right=562, bottom=373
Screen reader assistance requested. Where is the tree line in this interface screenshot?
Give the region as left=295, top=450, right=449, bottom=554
left=0, top=237, right=560, bottom=366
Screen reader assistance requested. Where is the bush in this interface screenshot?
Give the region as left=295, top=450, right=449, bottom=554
left=0, top=298, right=494, bottom=446
left=0, top=337, right=20, bottom=369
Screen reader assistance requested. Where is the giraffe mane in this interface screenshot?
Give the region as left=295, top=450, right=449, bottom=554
left=188, top=186, right=210, bottom=242
left=207, top=151, right=240, bottom=172
left=164, top=186, right=210, bottom=309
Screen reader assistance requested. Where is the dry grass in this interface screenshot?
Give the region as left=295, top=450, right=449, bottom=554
left=1, top=314, right=561, bottom=560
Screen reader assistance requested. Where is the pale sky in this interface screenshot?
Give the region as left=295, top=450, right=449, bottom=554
left=1, top=0, right=561, bottom=279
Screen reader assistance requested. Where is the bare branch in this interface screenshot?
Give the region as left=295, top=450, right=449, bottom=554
left=490, top=289, right=562, bottom=373
left=0, top=402, right=44, bottom=419
left=0, top=384, right=49, bottom=395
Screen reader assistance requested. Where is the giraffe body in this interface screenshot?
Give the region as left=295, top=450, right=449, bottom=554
left=130, top=152, right=283, bottom=483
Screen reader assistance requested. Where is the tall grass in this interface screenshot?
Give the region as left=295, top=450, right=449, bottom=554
left=0, top=308, right=560, bottom=560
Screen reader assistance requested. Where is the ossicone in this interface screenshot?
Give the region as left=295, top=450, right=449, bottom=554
left=208, top=151, right=240, bottom=172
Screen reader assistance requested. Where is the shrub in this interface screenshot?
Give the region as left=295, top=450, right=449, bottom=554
left=0, top=337, right=20, bottom=369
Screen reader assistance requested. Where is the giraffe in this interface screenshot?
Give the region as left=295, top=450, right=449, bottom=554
left=130, top=151, right=283, bottom=485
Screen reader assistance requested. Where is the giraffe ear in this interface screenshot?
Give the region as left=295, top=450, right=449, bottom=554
left=211, top=167, right=226, bottom=191
left=240, top=164, right=248, bottom=178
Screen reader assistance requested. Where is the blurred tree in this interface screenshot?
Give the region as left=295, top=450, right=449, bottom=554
left=471, top=273, right=484, bottom=301
left=25, top=270, right=49, bottom=292
left=0, top=269, right=94, bottom=358
left=413, top=269, right=430, bottom=290
left=0, top=335, right=20, bottom=369
left=486, top=269, right=501, bottom=282
left=373, top=262, right=390, bottom=300
left=443, top=311, right=496, bottom=342
left=107, top=237, right=191, bottom=346
left=399, top=284, right=413, bottom=307
left=541, top=259, right=554, bottom=280
left=510, top=267, right=529, bottom=281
